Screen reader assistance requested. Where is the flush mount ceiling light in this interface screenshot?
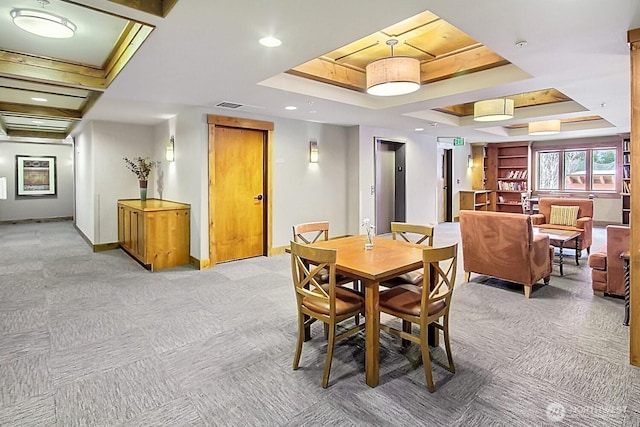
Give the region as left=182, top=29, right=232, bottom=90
left=11, top=3, right=76, bottom=39
left=528, top=119, right=561, bottom=135
left=366, top=39, right=420, bottom=96
left=473, top=98, right=515, bottom=122
left=259, top=36, right=281, bottom=47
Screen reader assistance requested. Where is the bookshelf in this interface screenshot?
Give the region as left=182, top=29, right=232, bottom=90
left=460, top=190, right=495, bottom=212
left=622, top=136, right=631, bottom=225
left=486, top=142, right=530, bottom=213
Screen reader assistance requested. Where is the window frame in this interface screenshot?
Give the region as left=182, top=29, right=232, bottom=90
left=531, top=139, right=621, bottom=197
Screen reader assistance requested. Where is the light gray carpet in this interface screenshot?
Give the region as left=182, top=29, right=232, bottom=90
left=0, top=220, right=638, bottom=426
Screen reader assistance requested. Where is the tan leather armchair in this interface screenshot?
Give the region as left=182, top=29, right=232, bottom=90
left=531, top=197, right=593, bottom=256
left=588, top=225, right=630, bottom=297
left=459, top=210, right=552, bottom=298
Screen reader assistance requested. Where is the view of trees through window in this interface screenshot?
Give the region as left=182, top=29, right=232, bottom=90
left=537, top=148, right=616, bottom=192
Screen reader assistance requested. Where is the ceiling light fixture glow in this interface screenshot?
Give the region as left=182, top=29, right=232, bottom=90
left=11, top=8, right=77, bottom=39
left=31, top=97, right=48, bottom=102
left=259, top=36, right=281, bottom=47
left=473, top=99, right=514, bottom=122
left=528, top=119, right=561, bottom=135
left=366, top=39, right=420, bottom=96
left=285, top=106, right=297, bottom=110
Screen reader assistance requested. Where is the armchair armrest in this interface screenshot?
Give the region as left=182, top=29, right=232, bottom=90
left=531, top=233, right=552, bottom=273
left=576, top=217, right=591, bottom=229
left=531, top=214, right=546, bottom=225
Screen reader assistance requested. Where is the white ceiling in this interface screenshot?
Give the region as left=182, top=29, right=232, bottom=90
left=51, top=0, right=640, bottom=142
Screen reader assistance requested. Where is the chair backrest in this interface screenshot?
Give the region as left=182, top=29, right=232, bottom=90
left=421, top=243, right=458, bottom=315
left=293, top=221, right=330, bottom=244
left=390, top=222, right=434, bottom=246
left=290, top=240, right=337, bottom=314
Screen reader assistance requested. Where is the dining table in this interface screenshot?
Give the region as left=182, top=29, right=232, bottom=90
left=311, top=234, right=434, bottom=388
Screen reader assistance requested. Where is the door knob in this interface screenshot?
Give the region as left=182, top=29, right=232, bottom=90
left=254, top=194, right=263, bottom=201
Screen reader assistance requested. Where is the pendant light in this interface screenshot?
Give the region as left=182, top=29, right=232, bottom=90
left=366, top=39, right=420, bottom=96
left=528, top=119, right=561, bottom=135
left=473, top=99, right=514, bottom=122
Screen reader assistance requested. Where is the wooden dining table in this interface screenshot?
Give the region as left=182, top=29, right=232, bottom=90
left=312, top=234, right=431, bottom=388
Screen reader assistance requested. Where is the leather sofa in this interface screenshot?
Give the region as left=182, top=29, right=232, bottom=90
left=531, top=197, right=593, bottom=256
left=459, top=210, right=553, bottom=298
left=588, top=225, right=630, bottom=297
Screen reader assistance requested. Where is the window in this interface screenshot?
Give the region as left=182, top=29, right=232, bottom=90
left=536, top=147, right=616, bottom=192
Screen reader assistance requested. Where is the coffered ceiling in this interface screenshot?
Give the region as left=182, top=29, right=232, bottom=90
left=2, top=0, right=639, bottom=144
left=0, top=0, right=167, bottom=139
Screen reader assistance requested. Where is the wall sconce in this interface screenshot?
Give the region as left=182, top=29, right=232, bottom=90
left=166, top=135, right=175, bottom=162
left=309, top=140, right=319, bottom=163
left=468, top=155, right=474, bottom=168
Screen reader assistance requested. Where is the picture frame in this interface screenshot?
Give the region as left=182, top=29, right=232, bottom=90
left=16, top=155, right=57, bottom=197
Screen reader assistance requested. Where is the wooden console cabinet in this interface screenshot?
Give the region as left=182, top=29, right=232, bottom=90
left=117, top=199, right=190, bottom=271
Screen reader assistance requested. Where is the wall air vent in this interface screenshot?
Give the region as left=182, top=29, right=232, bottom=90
left=215, top=101, right=243, bottom=109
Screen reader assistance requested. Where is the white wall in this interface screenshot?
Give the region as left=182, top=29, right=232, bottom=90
left=75, top=123, right=94, bottom=240
left=0, top=141, right=73, bottom=222
left=152, top=108, right=209, bottom=258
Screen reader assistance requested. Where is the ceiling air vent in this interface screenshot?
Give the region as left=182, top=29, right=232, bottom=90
left=215, top=101, right=243, bottom=109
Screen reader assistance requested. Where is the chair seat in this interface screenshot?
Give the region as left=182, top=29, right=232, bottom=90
left=379, top=284, right=445, bottom=317
left=382, top=270, right=423, bottom=287
left=303, top=287, right=364, bottom=315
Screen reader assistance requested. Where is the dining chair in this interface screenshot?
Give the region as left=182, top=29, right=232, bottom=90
left=290, top=240, right=365, bottom=388
left=293, top=221, right=360, bottom=291
left=381, top=222, right=435, bottom=288
left=378, top=243, right=458, bottom=392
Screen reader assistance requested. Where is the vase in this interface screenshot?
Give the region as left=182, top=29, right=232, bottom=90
left=139, top=180, right=148, bottom=201
left=365, top=232, right=374, bottom=250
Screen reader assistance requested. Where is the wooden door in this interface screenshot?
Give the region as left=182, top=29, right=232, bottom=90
left=213, top=126, right=264, bottom=262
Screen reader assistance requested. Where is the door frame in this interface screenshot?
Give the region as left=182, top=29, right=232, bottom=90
left=374, top=138, right=406, bottom=234
left=207, top=115, right=274, bottom=267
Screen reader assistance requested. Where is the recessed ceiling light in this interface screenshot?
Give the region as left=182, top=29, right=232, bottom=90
left=285, top=106, right=297, bottom=110
left=31, top=97, right=48, bottom=102
left=515, top=40, right=528, bottom=48
left=414, top=128, right=424, bottom=131
left=11, top=8, right=77, bottom=39
left=259, top=36, right=281, bottom=47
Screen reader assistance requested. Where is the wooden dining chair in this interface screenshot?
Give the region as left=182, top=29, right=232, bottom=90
left=381, top=222, right=435, bottom=288
left=290, top=241, right=365, bottom=388
left=378, top=243, right=458, bottom=392
left=293, top=221, right=360, bottom=291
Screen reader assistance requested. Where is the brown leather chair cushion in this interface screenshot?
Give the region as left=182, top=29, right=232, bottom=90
left=303, top=287, right=364, bottom=315
left=379, top=284, right=445, bottom=317
left=382, top=271, right=424, bottom=287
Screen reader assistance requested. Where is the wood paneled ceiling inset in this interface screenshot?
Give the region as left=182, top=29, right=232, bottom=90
left=437, top=88, right=572, bottom=117
left=0, top=0, right=167, bottom=139
left=287, top=10, right=509, bottom=93
left=504, top=115, right=605, bottom=129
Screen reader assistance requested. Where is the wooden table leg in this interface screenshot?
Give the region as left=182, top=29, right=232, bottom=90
left=559, top=244, right=564, bottom=276
left=364, top=280, right=380, bottom=387
left=575, top=237, right=580, bottom=265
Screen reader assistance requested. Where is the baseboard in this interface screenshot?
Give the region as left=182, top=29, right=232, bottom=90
left=189, top=256, right=211, bottom=270
left=74, top=224, right=93, bottom=249
left=93, top=242, right=120, bottom=252
left=593, top=220, right=625, bottom=228
left=0, top=216, right=73, bottom=225
left=269, top=246, right=287, bottom=256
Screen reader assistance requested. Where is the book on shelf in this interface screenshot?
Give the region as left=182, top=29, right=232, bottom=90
left=623, top=165, right=631, bottom=179
left=623, top=180, right=631, bottom=193
left=623, top=138, right=630, bottom=152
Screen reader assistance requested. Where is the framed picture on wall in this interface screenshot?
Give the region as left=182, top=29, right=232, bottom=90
left=16, top=155, right=57, bottom=197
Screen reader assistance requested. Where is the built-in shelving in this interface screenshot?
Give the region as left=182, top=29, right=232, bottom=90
left=622, top=136, right=631, bottom=225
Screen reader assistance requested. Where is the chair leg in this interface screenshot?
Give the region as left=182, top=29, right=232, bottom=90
left=593, top=290, right=605, bottom=297
left=442, top=316, right=455, bottom=373
left=464, top=271, right=471, bottom=282
left=293, top=313, right=305, bottom=370
left=322, top=323, right=336, bottom=388
left=402, top=320, right=412, bottom=348
left=524, top=286, right=531, bottom=298
left=419, top=325, right=435, bottom=392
